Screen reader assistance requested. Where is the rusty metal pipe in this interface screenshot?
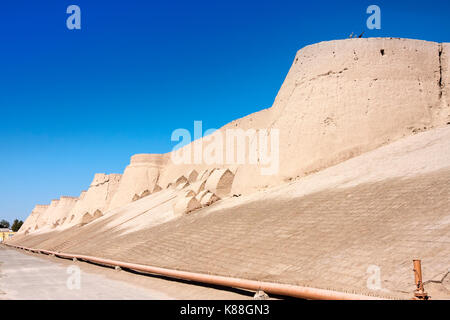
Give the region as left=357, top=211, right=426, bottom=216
left=413, top=260, right=423, bottom=290
left=412, top=259, right=428, bottom=300
left=6, top=244, right=384, bottom=300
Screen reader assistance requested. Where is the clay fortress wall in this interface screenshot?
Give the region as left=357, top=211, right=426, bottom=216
left=18, top=38, right=450, bottom=233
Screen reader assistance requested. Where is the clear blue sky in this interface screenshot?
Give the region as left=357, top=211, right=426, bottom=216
left=1, top=0, right=449, bottom=222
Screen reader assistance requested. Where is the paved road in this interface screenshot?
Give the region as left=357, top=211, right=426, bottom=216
left=0, top=246, right=173, bottom=299
left=0, top=246, right=252, bottom=300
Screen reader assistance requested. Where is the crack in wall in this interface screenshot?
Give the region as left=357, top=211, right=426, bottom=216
left=91, top=179, right=110, bottom=188
left=295, top=67, right=350, bottom=87
left=105, top=180, right=110, bottom=201
left=424, top=269, right=450, bottom=286
left=439, top=43, right=443, bottom=100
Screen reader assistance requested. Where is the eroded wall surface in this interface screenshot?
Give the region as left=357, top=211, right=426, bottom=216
left=441, top=43, right=450, bottom=121
left=107, top=154, right=166, bottom=211
left=18, top=205, right=49, bottom=234
left=64, top=173, right=122, bottom=227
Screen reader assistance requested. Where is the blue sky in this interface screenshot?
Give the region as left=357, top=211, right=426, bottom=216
left=1, top=0, right=449, bottom=222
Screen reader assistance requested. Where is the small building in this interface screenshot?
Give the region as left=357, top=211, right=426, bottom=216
left=0, top=228, right=15, bottom=242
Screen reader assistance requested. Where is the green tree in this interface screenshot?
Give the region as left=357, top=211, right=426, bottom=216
left=11, top=219, right=23, bottom=232
left=0, top=219, right=10, bottom=229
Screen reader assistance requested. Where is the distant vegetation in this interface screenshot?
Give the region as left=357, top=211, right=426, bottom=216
left=11, top=219, right=23, bottom=232
left=0, top=219, right=23, bottom=231
left=0, top=219, right=10, bottom=228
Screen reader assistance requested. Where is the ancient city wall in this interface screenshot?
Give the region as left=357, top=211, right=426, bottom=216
left=107, top=154, right=166, bottom=211
left=18, top=204, right=49, bottom=234
left=64, top=173, right=122, bottom=227
left=20, top=38, right=450, bottom=233
left=48, top=196, right=78, bottom=228
left=441, top=43, right=450, bottom=116
left=231, top=38, right=449, bottom=194
left=34, top=200, right=59, bottom=231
